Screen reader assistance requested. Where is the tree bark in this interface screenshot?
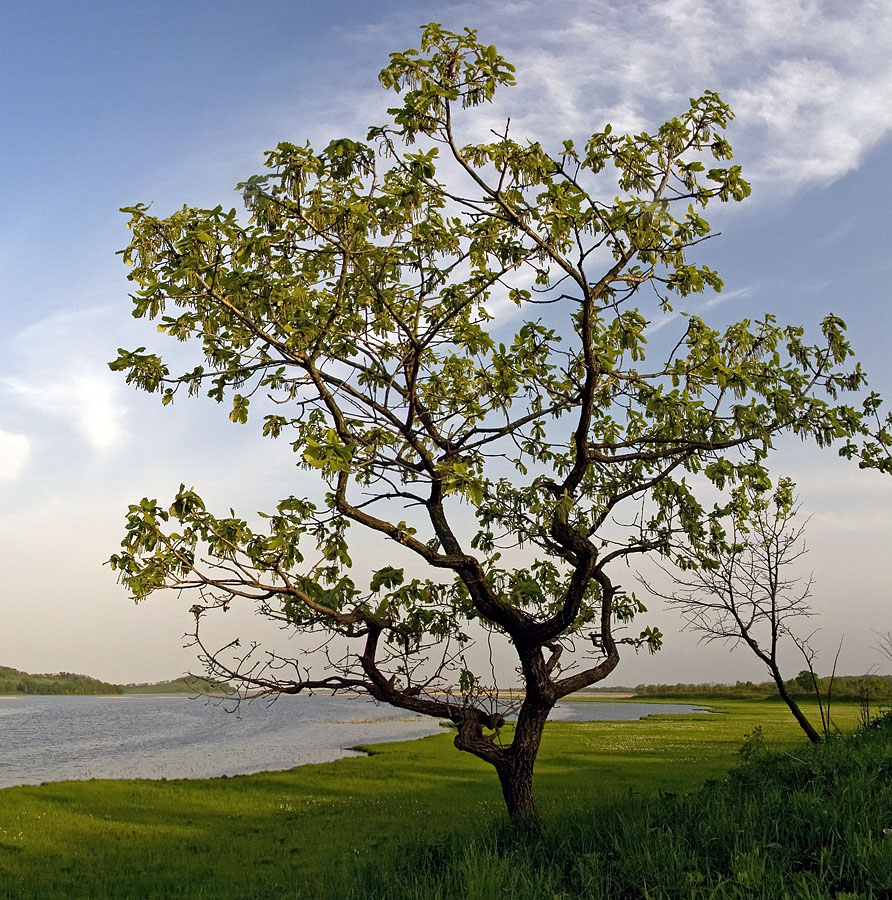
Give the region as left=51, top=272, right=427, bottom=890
left=497, top=754, right=537, bottom=818
left=494, top=681, right=552, bottom=818
left=772, top=667, right=823, bottom=744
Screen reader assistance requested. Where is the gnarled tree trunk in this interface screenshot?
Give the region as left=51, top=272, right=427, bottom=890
left=494, top=698, right=550, bottom=817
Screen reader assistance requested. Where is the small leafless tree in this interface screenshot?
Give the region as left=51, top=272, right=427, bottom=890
left=795, top=634, right=842, bottom=738
left=645, top=478, right=823, bottom=743
left=876, top=631, right=892, bottom=667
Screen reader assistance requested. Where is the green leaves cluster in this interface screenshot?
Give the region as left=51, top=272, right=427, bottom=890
left=109, top=23, right=886, bottom=714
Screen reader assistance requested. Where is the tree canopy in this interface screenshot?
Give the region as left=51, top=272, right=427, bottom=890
left=109, top=24, right=889, bottom=816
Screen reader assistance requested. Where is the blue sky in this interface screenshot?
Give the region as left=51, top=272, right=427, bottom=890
left=1, top=0, right=890, bottom=684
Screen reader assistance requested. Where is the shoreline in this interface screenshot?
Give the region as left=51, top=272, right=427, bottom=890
left=0, top=695, right=709, bottom=792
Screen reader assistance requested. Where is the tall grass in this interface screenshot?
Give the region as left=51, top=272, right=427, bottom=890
left=328, top=715, right=892, bottom=900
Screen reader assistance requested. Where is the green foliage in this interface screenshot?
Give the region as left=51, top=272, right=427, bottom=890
left=107, top=22, right=891, bottom=809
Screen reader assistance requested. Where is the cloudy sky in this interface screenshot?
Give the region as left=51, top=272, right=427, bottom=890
left=1, top=0, right=890, bottom=686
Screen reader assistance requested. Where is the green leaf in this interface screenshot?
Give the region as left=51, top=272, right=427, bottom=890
left=370, top=567, right=405, bottom=592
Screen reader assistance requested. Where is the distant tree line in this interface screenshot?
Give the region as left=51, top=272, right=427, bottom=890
left=122, top=676, right=234, bottom=694
left=0, top=666, right=235, bottom=696
left=0, top=665, right=123, bottom=695
left=634, top=673, right=892, bottom=702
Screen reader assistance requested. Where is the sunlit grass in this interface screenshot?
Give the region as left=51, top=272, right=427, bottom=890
left=0, top=699, right=864, bottom=899
left=335, top=710, right=892, bottom=899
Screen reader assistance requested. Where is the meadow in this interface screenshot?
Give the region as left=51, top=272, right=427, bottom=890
left=0, top=699, right=879, bottom=899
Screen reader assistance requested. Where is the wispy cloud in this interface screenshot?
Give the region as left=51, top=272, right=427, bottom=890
left=366, top=0, right=892, bottom=197
left=158, top=2, right=892, bottom=234
left=1, top=306, right=128, bottom=454
left=3, top=371, right=124, bottom=452
left=645, top=285, right=753, bottom=335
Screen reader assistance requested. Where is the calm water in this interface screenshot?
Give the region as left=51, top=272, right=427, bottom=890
left=0, top=694, right=704, bottom=789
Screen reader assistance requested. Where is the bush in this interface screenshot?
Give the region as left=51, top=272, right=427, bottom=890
left=321, top=721, right=892, bottom=899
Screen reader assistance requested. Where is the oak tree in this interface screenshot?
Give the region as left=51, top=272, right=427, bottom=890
left=110, top=24, right=887, bottom=816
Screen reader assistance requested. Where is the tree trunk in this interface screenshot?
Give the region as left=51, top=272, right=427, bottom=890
left=496, top=689, right=551, bottom=819
left=497, top=752, right=537, bottom=818
left=772, top=666, right=822, bottom=744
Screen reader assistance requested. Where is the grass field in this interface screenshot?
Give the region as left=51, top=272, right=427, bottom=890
left=0, top=699, right=866, bottom=899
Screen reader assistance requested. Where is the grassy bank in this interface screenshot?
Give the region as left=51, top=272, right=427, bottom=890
left=0, top=700, right=864, bottom=899
left=337, top=714, right=892, bottom=899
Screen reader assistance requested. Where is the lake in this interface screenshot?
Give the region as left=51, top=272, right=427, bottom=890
left=0, top=694, right=704, bottom=789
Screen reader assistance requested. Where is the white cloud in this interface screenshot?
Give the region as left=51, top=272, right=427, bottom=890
left=157, top=1, right=892, bottom=233
left=1, top=306, right=129, bottom=454
left=730, top=54, right=892, bottom=188
left=3, top=371, right=124, bottom=452
left=0, top=429, right=29, bottom=479
left=378, top=0, right=892, bottom=196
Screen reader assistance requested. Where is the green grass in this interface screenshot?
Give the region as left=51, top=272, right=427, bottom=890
left=335, top=711, right=892, bottom=899
left=0, top=700, right=864, bottom=899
